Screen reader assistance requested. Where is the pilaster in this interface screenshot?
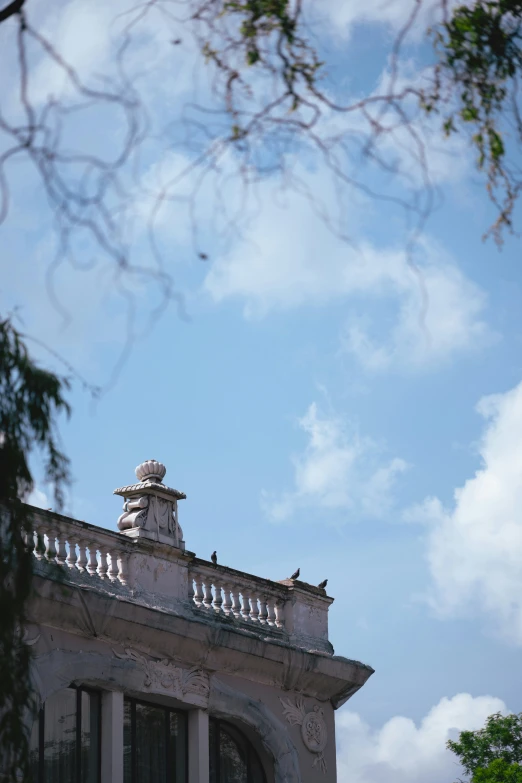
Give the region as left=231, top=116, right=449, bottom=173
left=188, top=708, right=209, bottom=783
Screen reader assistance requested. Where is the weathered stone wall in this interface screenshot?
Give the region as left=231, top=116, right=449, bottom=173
left=21, top=466, right=373, bottom=783
left=27, top=615, right=344, bottom=782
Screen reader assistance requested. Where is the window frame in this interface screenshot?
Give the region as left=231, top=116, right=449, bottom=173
left=32, top=684, right=102, bottom=783
left=209, top=717, right=267, bottom=783
left=123, top=696, right=189, bottom=783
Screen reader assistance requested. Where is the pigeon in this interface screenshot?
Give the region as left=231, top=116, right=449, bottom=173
left=318, top=579, right=328, bottom=589
left=289, top=568, right=300, bottom=580
left=211, top=551, right=217, bottom=565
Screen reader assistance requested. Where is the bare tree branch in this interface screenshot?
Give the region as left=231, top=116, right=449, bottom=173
left=0, top=0, right=24, bottom=25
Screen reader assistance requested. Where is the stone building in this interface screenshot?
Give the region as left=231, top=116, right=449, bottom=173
left=23, top=459, right=374, bottom=783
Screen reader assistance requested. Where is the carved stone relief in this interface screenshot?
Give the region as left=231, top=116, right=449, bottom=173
left=117, top=495, right=183, bottom=541
left=115, top=460, right=185, bottom=548
left=113, top=647, right=209, bottom=703
left=280, top=695, right=328, bottom=774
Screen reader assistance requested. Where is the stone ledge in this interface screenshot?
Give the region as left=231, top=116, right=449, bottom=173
left=29, top=574, right=374, bottom=707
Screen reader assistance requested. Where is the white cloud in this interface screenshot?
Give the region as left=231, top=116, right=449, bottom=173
left=362, top=59, right=471, bottom=188
left=204, top=185, right=492, bottom=370
left=315, top=0, right=453, bottom=42
left=336, top=693, right=507, bottom=783
left=26, top=487, right=51, bottom=510
left=341, top=246, right=493, bottom=371
left=0, top=0, right=488, bottom=380
left=21, top=0, right=192, bottom=107
left=1, top=225, right=134, bottom=380
left=305, top=58, right=471, bottom=194
left=410, top=380, right=522, bottom=644
left=262, top=402, right=407, bottom=521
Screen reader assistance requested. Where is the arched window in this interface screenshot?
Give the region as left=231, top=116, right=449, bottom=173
left=31, top=690, right=268, bottom=783
left=29, top=686, right=101, bottom=783
left=123, top=697, right=187, bottom=783
left=209, top=718, right=267, bottom=783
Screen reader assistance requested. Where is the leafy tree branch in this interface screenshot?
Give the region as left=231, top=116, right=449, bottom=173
left=448, top=712, right=522, bottom=783
left=0, top=316, right=70, bottom=782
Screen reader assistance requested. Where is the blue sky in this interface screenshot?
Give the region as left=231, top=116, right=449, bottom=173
left=3, top=0, right=522, bottom=780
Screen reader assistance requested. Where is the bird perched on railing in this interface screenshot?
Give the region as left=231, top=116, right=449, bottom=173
left=289, top=568, right=300, bottom=580
left=211, top=551, right=217, bottom=565
left=318, top=579, right=328, bottom=589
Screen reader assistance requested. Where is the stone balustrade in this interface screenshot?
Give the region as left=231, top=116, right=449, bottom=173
left=22, top=504, right=333, bottom=652
left=188, top=559, right=289, bottom=630
left=27, top=512, right=134, bottom=588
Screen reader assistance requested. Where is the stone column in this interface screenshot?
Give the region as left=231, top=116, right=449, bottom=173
left=101, top=690, right=124, bottom=783
left=188, top=708, right=209, bottom=783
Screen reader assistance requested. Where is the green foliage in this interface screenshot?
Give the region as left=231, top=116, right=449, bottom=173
left=206, top=0, right=522, bottom=241
left=425, top=0, right=522, bottom=241
left=473, top=759, right=522, bottom=782
left=448, top=713, right=522, bottom=782
left=196, top=0, right=323, bottom=129
left=0, top=316, right=70, bottom=782
left=223, top=0, right=297, bottom=68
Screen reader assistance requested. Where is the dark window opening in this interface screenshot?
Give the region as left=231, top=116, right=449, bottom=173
left=123, top=697, right=187, bottom=783
left=29, top=686, right=101, bottom=783
left=209, top=718, right=267, bottom=783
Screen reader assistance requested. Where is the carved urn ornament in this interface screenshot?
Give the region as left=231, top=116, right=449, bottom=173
left=115, top=460, right=186, bottom=548
left=135, top=459, right=166, bottom=483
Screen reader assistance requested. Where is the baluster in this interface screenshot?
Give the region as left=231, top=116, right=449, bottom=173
left=35, top=533, right=46, bottom=559
left=250, top=593, right=260, bottom=623
left=231, top=587, right=242, bottom=619
left=86, top=543, right=98, bottom=575
left=34, top=524, right=45, bottom=560
left=259, top=596, right=268, bottom=625
left=222, top=583, right=233, bottom=617
left=77, top=540, right=88, bottom=573
left=188, top=578, right=194, bottom=602
left=108, top=551, right=119, bottom=582
left=193, top=577, right=204, bottom=607
left=267, top=599, right=277, bottom=627
left=203, top=581, right=214, bottom=609
left=24, top=528, right=35, bottom=554
left=66, top=539, right=78, bottom=569
left=274, top=600, right=285, bottom=629
left=117, top=552, right=130, bottom=586
left=97, top=547, right=108, bottom=579
left=55, top=531, right=67, bottom=565
left=45, top=529, right=57, bottom=561
left=213, top=581, right=223, bottom=613
left=241, top=591, right=252, bottom=621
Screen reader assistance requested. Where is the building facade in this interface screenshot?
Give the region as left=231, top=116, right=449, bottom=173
left=22, top=460, right=374, bottom=783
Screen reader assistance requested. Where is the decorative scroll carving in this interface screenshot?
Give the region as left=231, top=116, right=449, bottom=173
left=280, top=695, right=328, bottom=774
left=115, top=460, right=185, bottom=548
left=113, top=647, right=209, bottom=701
left=117, top=495, right=183, bottom=541
left=117, top=496, right=149, bottom=530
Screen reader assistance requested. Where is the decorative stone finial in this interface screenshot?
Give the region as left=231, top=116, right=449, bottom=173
left=135, top=459, right=166, bottom=483
left=114, top=461, right=186, bottom=549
